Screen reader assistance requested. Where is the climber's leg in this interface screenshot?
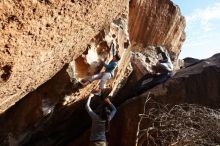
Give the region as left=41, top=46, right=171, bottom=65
left=152, top=63, right=172, bottom=74
left=99, top=72, right=112, bottom=89
left=80, top=73, right=103, bottom=87
left=90, top=73, right=103, bottom=82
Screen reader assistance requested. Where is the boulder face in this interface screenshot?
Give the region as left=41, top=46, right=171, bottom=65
left=0, top=0, right=128, bottom=112
left=0, top=0, right=188, bottom=145
left=130, top=45, right=159, bottom=79
left=109, top=53, right=220, bottom=146
left=129, top=0, right=186, bottom=58
left=67, top=53, right=220, bottom=146
left=0, top=17, right=132, bottom=146
left=183, top=57, right=201, bottom=67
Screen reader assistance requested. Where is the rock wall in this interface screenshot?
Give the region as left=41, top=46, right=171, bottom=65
left=129, top=0, right=186, bottom=58
left=0, top=0, right=128, bottom=113
left=0, top=16, right=132, bottom=146
left=109, top=53, right=220, bottom=146
left=0, top=0, right=188, bottom=145
left=70, top=53, right=220, bottom=146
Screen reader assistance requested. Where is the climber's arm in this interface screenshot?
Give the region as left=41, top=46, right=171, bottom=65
left=85, top=94, right=99, bottom=119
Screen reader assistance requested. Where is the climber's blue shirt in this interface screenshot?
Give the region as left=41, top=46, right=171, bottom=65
left=102, top=60, right=118, bottom=77
left=101, top=44, right=118, bottom=77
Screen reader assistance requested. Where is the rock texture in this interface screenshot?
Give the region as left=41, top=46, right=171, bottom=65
left=183, top=57, right=201, bottom=67
left=0, top=0, right=128, bottom=112
left=110, top=53, right=220, bottom=146
left=129, top=0, right=186, bottom=59
left=70, top=53, right=220, bottom=146
left=130, top=45, right=159, bottom=79
left=0, top=0, right=188, bottom=145
left=0, top=15, right=132, bottom=146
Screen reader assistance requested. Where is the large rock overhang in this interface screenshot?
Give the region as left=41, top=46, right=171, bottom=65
left=0, top=0, right=129, bottom=113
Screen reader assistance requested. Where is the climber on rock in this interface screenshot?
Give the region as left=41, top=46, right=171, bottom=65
left=80, top=46, right=120, bottom=94
left=152, top=46, right=174, bottom=73
left=134, top=46, right=174, bottom=96
left=86, top=94, right=117, bottom=146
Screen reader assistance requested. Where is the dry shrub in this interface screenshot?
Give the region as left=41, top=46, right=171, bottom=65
left=136, top=99, right=220, bottom=146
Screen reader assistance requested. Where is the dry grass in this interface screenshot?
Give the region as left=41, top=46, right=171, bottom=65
left=136, top=99, right=220, bottom=146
